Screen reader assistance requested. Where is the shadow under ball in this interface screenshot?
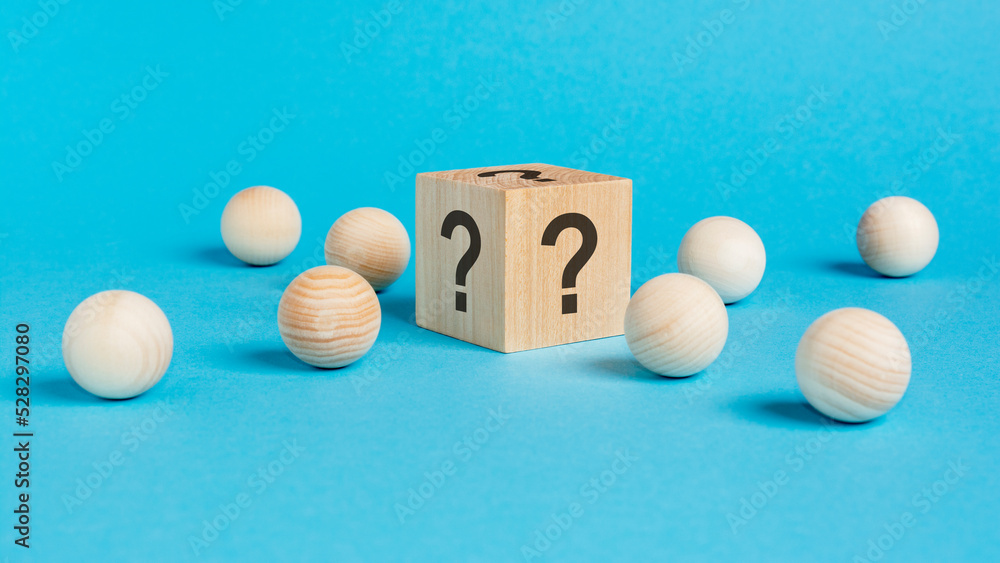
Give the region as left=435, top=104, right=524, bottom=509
left=795, top=307, right=911, bottom=423
left=324, top=207, right=411, bottom=291
left=856, top=196, right=938, bottom=277
left=62, top=290, right=173, bottom=399
left=624, top=273, right=729, bottom=377
left=277, top=266, right=381, bottom=368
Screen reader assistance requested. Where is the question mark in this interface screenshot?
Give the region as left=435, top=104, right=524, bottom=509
left=477, top=169, right=556, bottom=182
left=541, top=213, right=598, bottom=315
left=440, top=210, right=482, bottom=312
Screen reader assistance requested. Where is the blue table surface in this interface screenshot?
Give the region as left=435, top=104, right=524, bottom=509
left=2, top=1, right=998, bottom=561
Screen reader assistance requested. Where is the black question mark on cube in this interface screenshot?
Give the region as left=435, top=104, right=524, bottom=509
left=541, top=213, right=598, bottom=315
left=440, top=210, right=482, bottom=312
left=477, top=169, right=556, bottom=182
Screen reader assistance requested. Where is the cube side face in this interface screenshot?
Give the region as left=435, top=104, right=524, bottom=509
left=503, top=179, right=632, bottom=352
left=415, top=174, right=506, bottom=352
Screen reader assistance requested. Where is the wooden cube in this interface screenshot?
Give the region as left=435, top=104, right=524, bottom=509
left=415, top=164, right=632, bottom=353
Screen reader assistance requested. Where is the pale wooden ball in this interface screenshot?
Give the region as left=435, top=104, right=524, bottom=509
left=677, top=216, right=766, bottom=304
left=221, top=186, right=302, bottom=266
left=278, top=266, right=381, bottom=368
left=856, top=196, right=938, bottom=277
left=62, top=290, right=173, bottom=399
left=796, top=308, right=911, bottom=423
left=324, top=207, right=411, bottom=291
left=624, top=273, right=729, bottom=377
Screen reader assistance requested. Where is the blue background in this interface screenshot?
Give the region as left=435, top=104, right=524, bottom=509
left=2, top=1, right=999, bottom=561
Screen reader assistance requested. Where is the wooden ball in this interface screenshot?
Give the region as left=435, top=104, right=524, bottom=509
left=62, top=290, right=173, bottom=399
left=856, top=196, right=938, bottom=277
left=325, top=207, right=411, bottom=291
left=221, top=186, right=302, bottom=266
left=677, top=216, right=766, bottom=304
left=278, top=266, right=381, bottom=368
left=624, top=273, right=729, bottom=377
left=796, top=308, right=911, bottom=422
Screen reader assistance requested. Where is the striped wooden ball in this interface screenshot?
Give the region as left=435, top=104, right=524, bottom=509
left=277, top=266, right=381, bottom=368
left=62, top=290, right=173, bottom=399
left=796, top=308, right=911, bottom=422
left=324, top=207, right=411, bottom=291
left=221, top=186, right=302, bottom=266
left=624, top=273, right=729, bottom=377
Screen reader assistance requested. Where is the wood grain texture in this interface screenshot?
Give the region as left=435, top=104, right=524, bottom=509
left=416, top=172, right=507, bottom=351
left=324, top=207, right=411, bottom=291
left=795, top=307, right=911, bottom=422
left=62, top=290, right=173, bottom=399
left=677, top=216, right=766, bottom=304
left=421, top=163, right=626, bottom=190
left=624, top=273, right=728, bottom=377
left=856, top=196, right=938, bottom=277
left=277, top=266, right=381, bottom=368
left=416, top=163, right=631, bottom=353
left=221, top=186, right=302, bottom=266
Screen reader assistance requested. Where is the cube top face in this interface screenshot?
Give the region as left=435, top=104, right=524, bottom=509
left=416, top=164, right=631, bottom=353
left=419, top=163, right=628, bottom=191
